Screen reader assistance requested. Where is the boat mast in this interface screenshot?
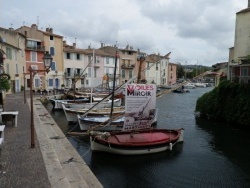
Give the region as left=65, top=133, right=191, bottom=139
left=90, top=48, right=95, bottom=104
left=110, top=51, right=118, bottom=119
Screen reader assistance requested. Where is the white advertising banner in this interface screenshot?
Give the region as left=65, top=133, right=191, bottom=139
left=123, top=84, right=156, bottom=131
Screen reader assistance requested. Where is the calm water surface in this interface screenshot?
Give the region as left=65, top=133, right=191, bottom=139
left=44, top=87, right=250, bottom=188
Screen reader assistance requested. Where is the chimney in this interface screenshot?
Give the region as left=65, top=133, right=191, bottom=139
left=63, top=40, right=66, bottom=46
left=73, top=43, right=76, bottom=49
left=31, top=24, right=37, bottom=30
left=46, top=28, right=50, bottom=32
left=101, top=42, right=103, bottom=48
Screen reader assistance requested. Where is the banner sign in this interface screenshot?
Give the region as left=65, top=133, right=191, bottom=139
left=123, top=84, right=156, bottom=131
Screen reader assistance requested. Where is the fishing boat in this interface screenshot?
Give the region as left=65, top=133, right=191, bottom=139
left=61, top=98, right=121, bottom=109
left=184, top=83, right=196, bottom=89
left=89, top=128, right=184, bottom=155
left=77, top=109, right=158, bottom=131
left=62, top=103, right=125, bottom=123
left=49, top=98, right=89, bottom=110
left=89, top=83, right=184, bottom=155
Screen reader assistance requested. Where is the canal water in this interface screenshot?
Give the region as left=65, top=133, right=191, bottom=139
left=44, top=87, right=250, bottom=188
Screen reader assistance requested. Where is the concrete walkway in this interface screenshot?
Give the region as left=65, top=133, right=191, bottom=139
left=0, top=92, right=103, bottom=188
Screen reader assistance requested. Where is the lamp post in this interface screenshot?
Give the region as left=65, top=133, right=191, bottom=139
left=29, top=51, right=52, bottom=148
left=137, top=55, right=145, bottom=84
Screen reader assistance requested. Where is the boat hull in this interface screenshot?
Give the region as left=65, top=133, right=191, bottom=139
left=90, top=129, right=184, bottom=155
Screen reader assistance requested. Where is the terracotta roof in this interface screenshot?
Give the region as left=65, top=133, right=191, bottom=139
left=64, top=47, right=115, bottom=57
left=237, top=7, right=250, bottom=14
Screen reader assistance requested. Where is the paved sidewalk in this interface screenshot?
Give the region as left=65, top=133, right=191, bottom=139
left=0, top=92, right=102, bottom=188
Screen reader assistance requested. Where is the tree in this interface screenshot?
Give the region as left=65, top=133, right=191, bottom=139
left=177, top=64, right=185, bottom=78
left=0, top=77, right=11, bottom=91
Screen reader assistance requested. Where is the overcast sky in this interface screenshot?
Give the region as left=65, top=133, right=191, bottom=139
left=0, top=0, right=248, bottom=66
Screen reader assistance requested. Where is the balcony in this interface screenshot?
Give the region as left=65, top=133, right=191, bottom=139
left=26, top=45, right=45, bottom=52
left=64, top=72, right=86, bottom=78
left=121, top=64, right=135, bottom=69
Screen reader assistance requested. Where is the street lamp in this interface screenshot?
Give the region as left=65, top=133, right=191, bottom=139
left=30, top=51, right=52, bottom=148
left=137, top=55, right=146, bottom=84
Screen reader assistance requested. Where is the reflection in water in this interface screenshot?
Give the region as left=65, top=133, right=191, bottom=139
left=45, top=87, right=250, bottom=188
left=196, top=117, right=250, bottom=184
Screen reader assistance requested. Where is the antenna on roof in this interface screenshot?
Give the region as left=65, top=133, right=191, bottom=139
left=75, top=37, right=77, bottom=43
left=37, top=16, right=39, bottom=27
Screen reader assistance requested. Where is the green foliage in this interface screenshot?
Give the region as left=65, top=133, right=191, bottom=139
left=196, top=80, right=250, bottom=127
left=0, top=77, right=11, bottom=91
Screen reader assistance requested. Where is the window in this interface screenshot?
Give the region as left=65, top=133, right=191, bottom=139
left=242, top=67, right=248, bottom=76
left=6, top=47, right=12, bottom=60
left=94, top=68, right=97, bottom=78
left=27, top=40, right=37, bottom=49
left=76, top=68, right=81, bottom=75
left=66, top=53, right=71, bottom=59
left=15, top=50, right=17, bottom=61
left=31, top=51, right=37, bottom=62
left=50, top=36, right=54, bottom=40
left=81, top=79, right=84, bottom=84
left=34, top=78, right=40, bottom=87
left=86, top=79, right=89, bottom=85
left=88, top=55, right=91, bottom=63
left=50, top=47, right=55, bottom=56
left=76, top=53, right=80, bottom=60
left=48, top=79, right=53, bottom=87
left=121, top=69, right=125, bottom=78
left=156, top=63, right=158, bottom=71
left=16, top=64, right=18, bottom=74
left=87, top=67, right=92, bottom=77
left=51, top=61, right=56, bottom=71
left=106, top=57, right=109, bottom=64
left=129, top=70, right=132, bottom=78
left=105, top=68, right=109, bottom=74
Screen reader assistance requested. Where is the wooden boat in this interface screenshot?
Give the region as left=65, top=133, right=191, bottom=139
left=49, top=98, right=89, bottom=110
left=62, top=103, right=125, bottom=123
left=77, top=109, right=158, bottom=131
left=61, top=98, right=121, bottom=109
left=89, top=128, right=184, bottom=155
left=77, top=115, right=125, bottom=131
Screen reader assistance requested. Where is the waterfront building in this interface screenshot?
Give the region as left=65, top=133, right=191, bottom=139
left=145, top=53, right=176, bottom=86
left=0, top=27, right=26, bottom=94
left=82, top=47, right=118, bottom=89
left=16, top=24, right=64, bottom=91
left=63, top=42, right=87, bottom=90
left=228, top=0, right=250, bottom=83
left=100, top=44, right=137, bottom=85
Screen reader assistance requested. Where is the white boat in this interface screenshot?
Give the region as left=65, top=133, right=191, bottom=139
left=49, top=98, right=89, bottom=110
left=184, top=83, right=196, bottom=89
left=195, top=83, right=207, bottom=87
left=77, top=109, right=158, bottom=131
left=62, top=103, right=125, bottom=123
left=61, top=98, right=121, bottom=109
